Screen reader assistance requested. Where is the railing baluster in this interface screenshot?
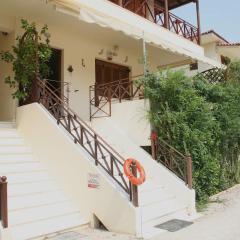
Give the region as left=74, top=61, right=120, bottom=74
left=131, top=161, right=138, bottom=207
left=119, top=82, right=122, bottom=103
left=110, top=155, right=114, bottom=176
left=94, top=134, right=98, bottom=166
left=80, top=125, right=84, bottom=145
left=67, top=113, right=71, bottom=132
left=186, top=154, right=193, bottom=189
left=155, top=137, right=192, bottom=189
left=108, top=86, right=112, bottom=117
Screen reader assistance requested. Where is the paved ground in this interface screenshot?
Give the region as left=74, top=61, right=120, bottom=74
left=47, top=184, right=240, bottom=240
left=152, top=184, right=240, bottom=240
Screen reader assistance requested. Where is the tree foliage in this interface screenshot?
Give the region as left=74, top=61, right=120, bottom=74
left=0, top=19, right=51, bottom=100
left=141, top=63, right=240, bottom=201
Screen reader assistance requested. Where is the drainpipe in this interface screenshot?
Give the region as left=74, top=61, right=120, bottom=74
left=164, top=0, right=169, bottom=29
left=195, top=0, right=201, bottom=45
left=142, top=31, right=148, bottom=76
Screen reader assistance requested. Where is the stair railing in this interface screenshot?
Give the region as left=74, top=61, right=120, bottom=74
left=151, top=136, right=193, bottom=189
left=0, top=176, right=8, bottom=228
left=34, top=79, right=139, bottom=206
left=89, top=75, right=144, bottom=120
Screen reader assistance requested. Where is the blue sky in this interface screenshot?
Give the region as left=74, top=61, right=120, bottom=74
left=173, top=0, right=240, bottom=43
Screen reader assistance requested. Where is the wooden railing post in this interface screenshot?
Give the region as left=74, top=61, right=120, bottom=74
left=94, top=134, right=98, bottom=166
left=119, top=81, right=122, bottom=103
left=131, top=161, right=139, bottom=207
left=186, top=154, right=193, bottom=189
left=0, top=176, right=8, bottom=228
left=67, top=113, right=71, bottom=132
left=108, top=86, right=112, bottom=117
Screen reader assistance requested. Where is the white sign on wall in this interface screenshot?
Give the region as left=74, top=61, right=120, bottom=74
left=88, top=173, right=100, bottom=189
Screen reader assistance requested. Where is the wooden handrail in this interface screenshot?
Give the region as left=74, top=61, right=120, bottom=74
left=37, top=79, right=126, bottom=163
left=151, top=136, right=193, bottom=188
left=34, top=79, right=140, bottom=206
left=0, top=176, right=8, bottom=228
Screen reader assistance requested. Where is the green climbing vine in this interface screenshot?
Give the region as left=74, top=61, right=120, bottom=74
left=0, top=19, right=52, bottom=100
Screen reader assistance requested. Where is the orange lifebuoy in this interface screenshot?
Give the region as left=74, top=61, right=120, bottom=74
left=123, top=158, right=146, bottom=185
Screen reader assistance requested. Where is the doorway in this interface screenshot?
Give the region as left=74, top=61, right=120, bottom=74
left=46, top=48, right=62, bottom=98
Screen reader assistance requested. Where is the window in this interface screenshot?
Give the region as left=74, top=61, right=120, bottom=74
left=221, top=55, right=231, bottom=66
left=189, top=62, right=198, bottom=71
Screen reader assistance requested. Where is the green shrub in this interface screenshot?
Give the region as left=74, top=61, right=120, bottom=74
left=141, top=66, right=240, bottom=201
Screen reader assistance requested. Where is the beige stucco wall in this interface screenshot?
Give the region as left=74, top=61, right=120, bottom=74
left=0, top=32, right=16, bottom=122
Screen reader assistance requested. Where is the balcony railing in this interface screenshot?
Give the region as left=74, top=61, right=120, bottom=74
left=109, top=0, right=200, bottom=44
left=89, top=75, right=144, bottom=120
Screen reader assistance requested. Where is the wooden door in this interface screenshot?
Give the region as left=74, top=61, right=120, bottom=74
left=46, top=48, right=62, bottom=98
left=95, top=60, right=131, bottom=105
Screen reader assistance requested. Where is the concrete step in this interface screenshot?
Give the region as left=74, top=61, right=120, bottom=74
left=9, top=181, right=61, bottom=197
left=7, top=172, right=51, bottom=184
left=139, top=181, right=165, bottom=193
left=0, top=129, right=19, bottom=138
left=0, top=122, right=16, bottom=129
left=0, top=162, right=46, bottom=174
left=0, top=146, right=31, bottom=154
left=9, top=202, right=80, bottom=226
left=9, top=191, right=68, bottom=211
left=0, top=138, right=25, bottom=146
left=10, top=213, right=88, bottom=240
left=141, top=197, right=186, bottom=223
left=139, top=187, right=174, bottom=206
left=0, top=153, right=35, bottom=162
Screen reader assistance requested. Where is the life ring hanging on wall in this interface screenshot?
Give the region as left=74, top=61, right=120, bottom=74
left=123, top=158, right=146, bottom=186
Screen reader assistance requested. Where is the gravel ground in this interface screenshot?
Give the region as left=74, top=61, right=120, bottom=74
left=47, top=184, right=240, bottom=240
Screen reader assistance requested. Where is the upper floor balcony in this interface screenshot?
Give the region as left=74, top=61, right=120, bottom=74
left=108, top=0, right=201, bottom=44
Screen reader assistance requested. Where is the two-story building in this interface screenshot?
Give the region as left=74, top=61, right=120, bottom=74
left=0, top=1, right=222, bottom=240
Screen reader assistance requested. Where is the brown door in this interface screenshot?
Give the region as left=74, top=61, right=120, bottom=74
left=95, top=59, right=131, bottom=105
left=46, top=48, right=62, bottom=98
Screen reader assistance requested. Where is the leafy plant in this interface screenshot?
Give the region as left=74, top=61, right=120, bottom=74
left=0, top=19, right=52, bottom=100
left=141, top=65, right=240, bottom=202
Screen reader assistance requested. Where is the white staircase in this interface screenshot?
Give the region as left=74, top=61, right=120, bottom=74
left=91, top=118, right=196, bottom=238
left=0, top=125, right=88, bottom=240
